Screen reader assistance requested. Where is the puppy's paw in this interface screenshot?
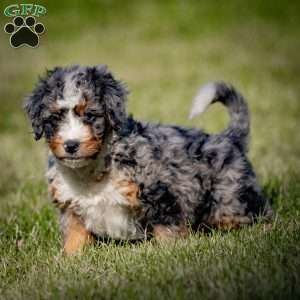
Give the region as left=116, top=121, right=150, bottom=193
left=153, top=224, right=188, bottom=243
left=206, top=215, right=252, bottom=230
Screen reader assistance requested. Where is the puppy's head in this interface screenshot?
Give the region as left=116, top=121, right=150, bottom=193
left=25, top=65, right=127, bottom=168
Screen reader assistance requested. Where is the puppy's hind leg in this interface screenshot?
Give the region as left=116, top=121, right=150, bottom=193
left=206, top=188, right=272, bottom=230
left=204, top=166, right=272, bottom=230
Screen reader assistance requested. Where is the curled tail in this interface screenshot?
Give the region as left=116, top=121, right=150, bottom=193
left=189, top=82, right=250, bottom=151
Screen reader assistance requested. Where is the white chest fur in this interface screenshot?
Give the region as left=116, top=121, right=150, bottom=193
left=50, top=167, right=142, bottom=240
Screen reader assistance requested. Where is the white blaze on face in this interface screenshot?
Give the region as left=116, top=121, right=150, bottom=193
left=57, top=73, right=82, bottom=108
left=58, top=110, right=89, bottom=141
left=56, top=74, right=89, bottom=142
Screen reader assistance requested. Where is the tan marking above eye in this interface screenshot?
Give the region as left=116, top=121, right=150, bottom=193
left=74, top=99, right=87, bottom=117
left=49, top=103, right=61, bottom=113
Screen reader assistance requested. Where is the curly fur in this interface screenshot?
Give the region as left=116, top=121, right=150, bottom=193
left=25, top=65, right=272, bottom=248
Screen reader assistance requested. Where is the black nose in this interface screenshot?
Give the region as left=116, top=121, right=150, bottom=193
left=64, top=140, right=80, bottom=154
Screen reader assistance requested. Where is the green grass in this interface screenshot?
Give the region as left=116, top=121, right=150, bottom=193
left=0, top=1, right=300, bottom=299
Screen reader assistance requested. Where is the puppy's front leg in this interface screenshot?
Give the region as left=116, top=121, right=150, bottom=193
left=61, top=210, right=94, bottom=255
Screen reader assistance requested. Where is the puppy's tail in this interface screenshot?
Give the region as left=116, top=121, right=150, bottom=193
left=189, top=82, right=249, bottom=151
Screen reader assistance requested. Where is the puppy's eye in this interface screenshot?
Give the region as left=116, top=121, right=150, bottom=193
left=52, top=108, right=67, bottom=120
left=76, top=79, right=86, bottom=88
left=85, top=112, right=96, bottom=122
left=76, top=80, right=81, bottom=88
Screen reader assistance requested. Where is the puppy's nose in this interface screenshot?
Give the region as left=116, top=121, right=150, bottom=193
left=64, top=140, right=80, bottom=154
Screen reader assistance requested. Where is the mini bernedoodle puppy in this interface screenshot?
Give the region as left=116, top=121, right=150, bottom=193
left=25, top=65, right=272, bottom=254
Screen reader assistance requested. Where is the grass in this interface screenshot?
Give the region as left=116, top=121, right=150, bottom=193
left=0, top=1, right=300, bottom=299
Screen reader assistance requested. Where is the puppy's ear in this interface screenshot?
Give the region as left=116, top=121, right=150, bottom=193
left=93, top=65, right=128, bottom=132
left=24, top=68, right=58, bottom=140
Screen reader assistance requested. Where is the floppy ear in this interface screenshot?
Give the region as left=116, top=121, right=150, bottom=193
left=93, top=65, right=128, bottom=132
left=24, top=68, right=57, bottom=140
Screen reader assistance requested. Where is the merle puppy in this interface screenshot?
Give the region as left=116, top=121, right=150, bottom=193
left=25, top=65, right=272, bottom=254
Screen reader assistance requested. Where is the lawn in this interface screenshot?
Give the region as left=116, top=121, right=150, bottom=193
left=0, top=1, right=300, bottom=299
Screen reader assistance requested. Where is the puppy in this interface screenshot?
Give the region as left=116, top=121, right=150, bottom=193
left=25, top=65, right=272, bottom=254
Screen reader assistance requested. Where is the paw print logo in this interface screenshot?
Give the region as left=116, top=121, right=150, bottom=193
left=4, top=16, right=45, bottom=48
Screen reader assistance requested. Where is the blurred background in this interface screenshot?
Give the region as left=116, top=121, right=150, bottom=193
left=0, top=1, right=300, bottom=298
left=1, top=0, right=299, bottom=185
